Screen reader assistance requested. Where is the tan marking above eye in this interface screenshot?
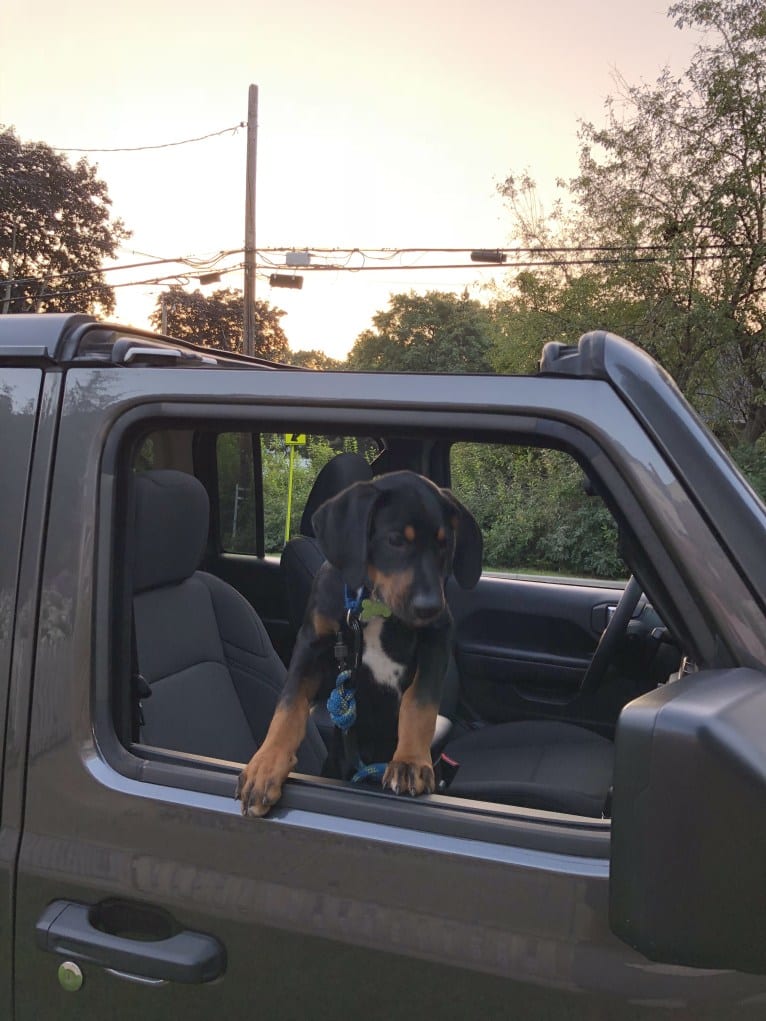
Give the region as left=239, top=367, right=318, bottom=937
left=404, top=524, right=416, bottom=542
left=436, top=526, right=446, bottom=542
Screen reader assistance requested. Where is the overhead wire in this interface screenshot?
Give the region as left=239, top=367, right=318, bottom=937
left=0, top=243, right=754, bottom=297
left=51, top=123, right=246, bottom=154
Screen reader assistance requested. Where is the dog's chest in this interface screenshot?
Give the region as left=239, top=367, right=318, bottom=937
left=360, top=617, right=414, bottom=693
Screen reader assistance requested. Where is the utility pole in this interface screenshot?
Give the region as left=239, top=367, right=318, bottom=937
left=243, top=84, right=258, bottom=357
left=1, top=224, right=17, bottom=315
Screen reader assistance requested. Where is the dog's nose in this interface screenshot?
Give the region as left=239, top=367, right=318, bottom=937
left=412, top=593, right=443, bottom=621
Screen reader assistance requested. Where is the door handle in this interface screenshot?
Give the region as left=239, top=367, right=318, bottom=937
left=35, top=900, right=226, bottom=984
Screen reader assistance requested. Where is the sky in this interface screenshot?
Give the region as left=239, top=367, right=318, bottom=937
left=1, top=0, right=699, bottom=359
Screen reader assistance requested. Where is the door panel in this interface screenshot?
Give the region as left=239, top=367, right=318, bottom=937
left=449, top=575, right=628, bottom=730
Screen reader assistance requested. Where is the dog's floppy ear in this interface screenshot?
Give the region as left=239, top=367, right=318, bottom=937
left=311, top=480, right=380, bottom=589
left=440, top=488, right=483, bottom=589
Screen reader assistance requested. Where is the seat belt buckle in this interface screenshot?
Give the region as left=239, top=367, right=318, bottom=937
left=435, top=752, right=460, bottom=791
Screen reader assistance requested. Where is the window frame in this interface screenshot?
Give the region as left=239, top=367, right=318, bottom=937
left=86, top=361, right=764, bottom=867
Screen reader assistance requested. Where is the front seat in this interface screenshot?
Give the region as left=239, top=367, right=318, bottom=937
left=281, top=455, right=614, bottom=817
left=443, top=721, right=614, bottom=817
left=131, top=468, right=326, bottom=774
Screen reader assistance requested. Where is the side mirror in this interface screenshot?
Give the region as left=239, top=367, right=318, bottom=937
left=610, top=668, right=766, bottom=974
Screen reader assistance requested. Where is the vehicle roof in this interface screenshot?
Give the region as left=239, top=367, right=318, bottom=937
left=0, top=313, right=291, bottom=369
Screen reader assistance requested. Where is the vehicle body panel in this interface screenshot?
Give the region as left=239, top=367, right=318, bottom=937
left=8, top=357, right=766, bottom=1018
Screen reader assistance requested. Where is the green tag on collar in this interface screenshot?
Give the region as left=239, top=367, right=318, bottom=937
left=360, top=598, right=392, bottom=622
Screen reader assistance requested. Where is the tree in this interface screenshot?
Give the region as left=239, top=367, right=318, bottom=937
left=150, top=285, right=290, bottom=361
left=497, top=0, right=766, bottom=444
left=286, top=349, right=344, bottom=370
left=0, top=127, right=130, bottom=315
left=488, top=268, right=648, bottom=376
left=347, top=290, right=497, bottom=373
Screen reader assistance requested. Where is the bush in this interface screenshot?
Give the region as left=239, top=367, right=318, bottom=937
left=451, top=443, right=624, bottom=579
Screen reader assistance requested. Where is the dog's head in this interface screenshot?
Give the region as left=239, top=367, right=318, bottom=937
left=312, top=470, right=482, bottom=627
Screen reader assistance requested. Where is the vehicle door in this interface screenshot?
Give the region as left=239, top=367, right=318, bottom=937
left=0, top=363, right=45, bottom=1018
left=12, top=352, right=766, bottom=1019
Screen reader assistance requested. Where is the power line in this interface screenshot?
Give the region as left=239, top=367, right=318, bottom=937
left=257, top=242, right=748, bottom=255
left=2, top=240, right=754, bottom=288
left=51, top=123, right=246, bottom=154
left=0, top=250, right=243, bottom=287
left=0, top=243, right=755, bottom=296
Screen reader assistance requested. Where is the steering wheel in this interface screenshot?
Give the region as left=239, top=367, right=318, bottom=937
left=580, top=575, right=643, bottom=694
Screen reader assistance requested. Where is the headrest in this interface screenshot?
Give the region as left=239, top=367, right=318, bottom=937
left=300, top=452, right=373, bottom=537
left=132, top=469, right=209, bottom=593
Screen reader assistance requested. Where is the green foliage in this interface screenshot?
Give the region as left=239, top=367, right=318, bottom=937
left=496, top=0, right=766, bottom=444
left=150, top=285, right=290, bottom=361
left=287, top=349, right=344, bottom=370
left=347, top=290, right=497, bottom=373
left=731, top=440, right=766, bottom=502
left=215, top=433, right=378, bottom=555
left=261, top=434, right=336, bottom=552
left=451, top=443, right=625, bottom=579
left=488, top=270, right=648, bottom=375
left=0, top=126, right=129, bottom=314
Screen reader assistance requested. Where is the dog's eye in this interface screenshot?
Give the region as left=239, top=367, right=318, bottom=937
left=388, top=532, right=406, bottom=548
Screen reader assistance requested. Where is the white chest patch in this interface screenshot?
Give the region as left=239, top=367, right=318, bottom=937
left=361, top=617, right=406, bottom=693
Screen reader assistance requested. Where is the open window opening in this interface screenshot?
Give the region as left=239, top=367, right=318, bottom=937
left=110, top=414, right=685, bottom=825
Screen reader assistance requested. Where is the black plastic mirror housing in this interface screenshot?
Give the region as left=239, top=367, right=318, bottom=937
left=610, top=668, right=766, bottom=974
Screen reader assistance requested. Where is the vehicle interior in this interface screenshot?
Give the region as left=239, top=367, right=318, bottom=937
left=111, top=419, right=684, bottom=820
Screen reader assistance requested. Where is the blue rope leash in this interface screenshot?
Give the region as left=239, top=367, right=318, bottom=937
left=350, top=759, right=387, bottom=784
left=326, top=669, right=357, bottom=732
left=327, top=597, right=387, bottom=785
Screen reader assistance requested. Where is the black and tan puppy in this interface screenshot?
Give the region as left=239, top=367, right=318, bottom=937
left=237, top=470, right=482, bottom=817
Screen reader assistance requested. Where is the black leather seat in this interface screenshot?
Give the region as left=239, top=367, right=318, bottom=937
left=280, top=454, right=614, bottom=817
left=131, top=469, right=326, bottom=774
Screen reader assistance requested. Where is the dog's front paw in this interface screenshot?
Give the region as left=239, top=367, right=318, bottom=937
left=383, top=759, right=435, bottom=797
left=236, top=747, right=296, bottom=817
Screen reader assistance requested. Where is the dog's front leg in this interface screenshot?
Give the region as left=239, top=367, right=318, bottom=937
left=383, top=624, right=449, bottom=797
left=237, top=632, right=326, bottom=816
left=383, top=679, right=439, bottom=796
left=237, top=690, right=313, bottom=816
